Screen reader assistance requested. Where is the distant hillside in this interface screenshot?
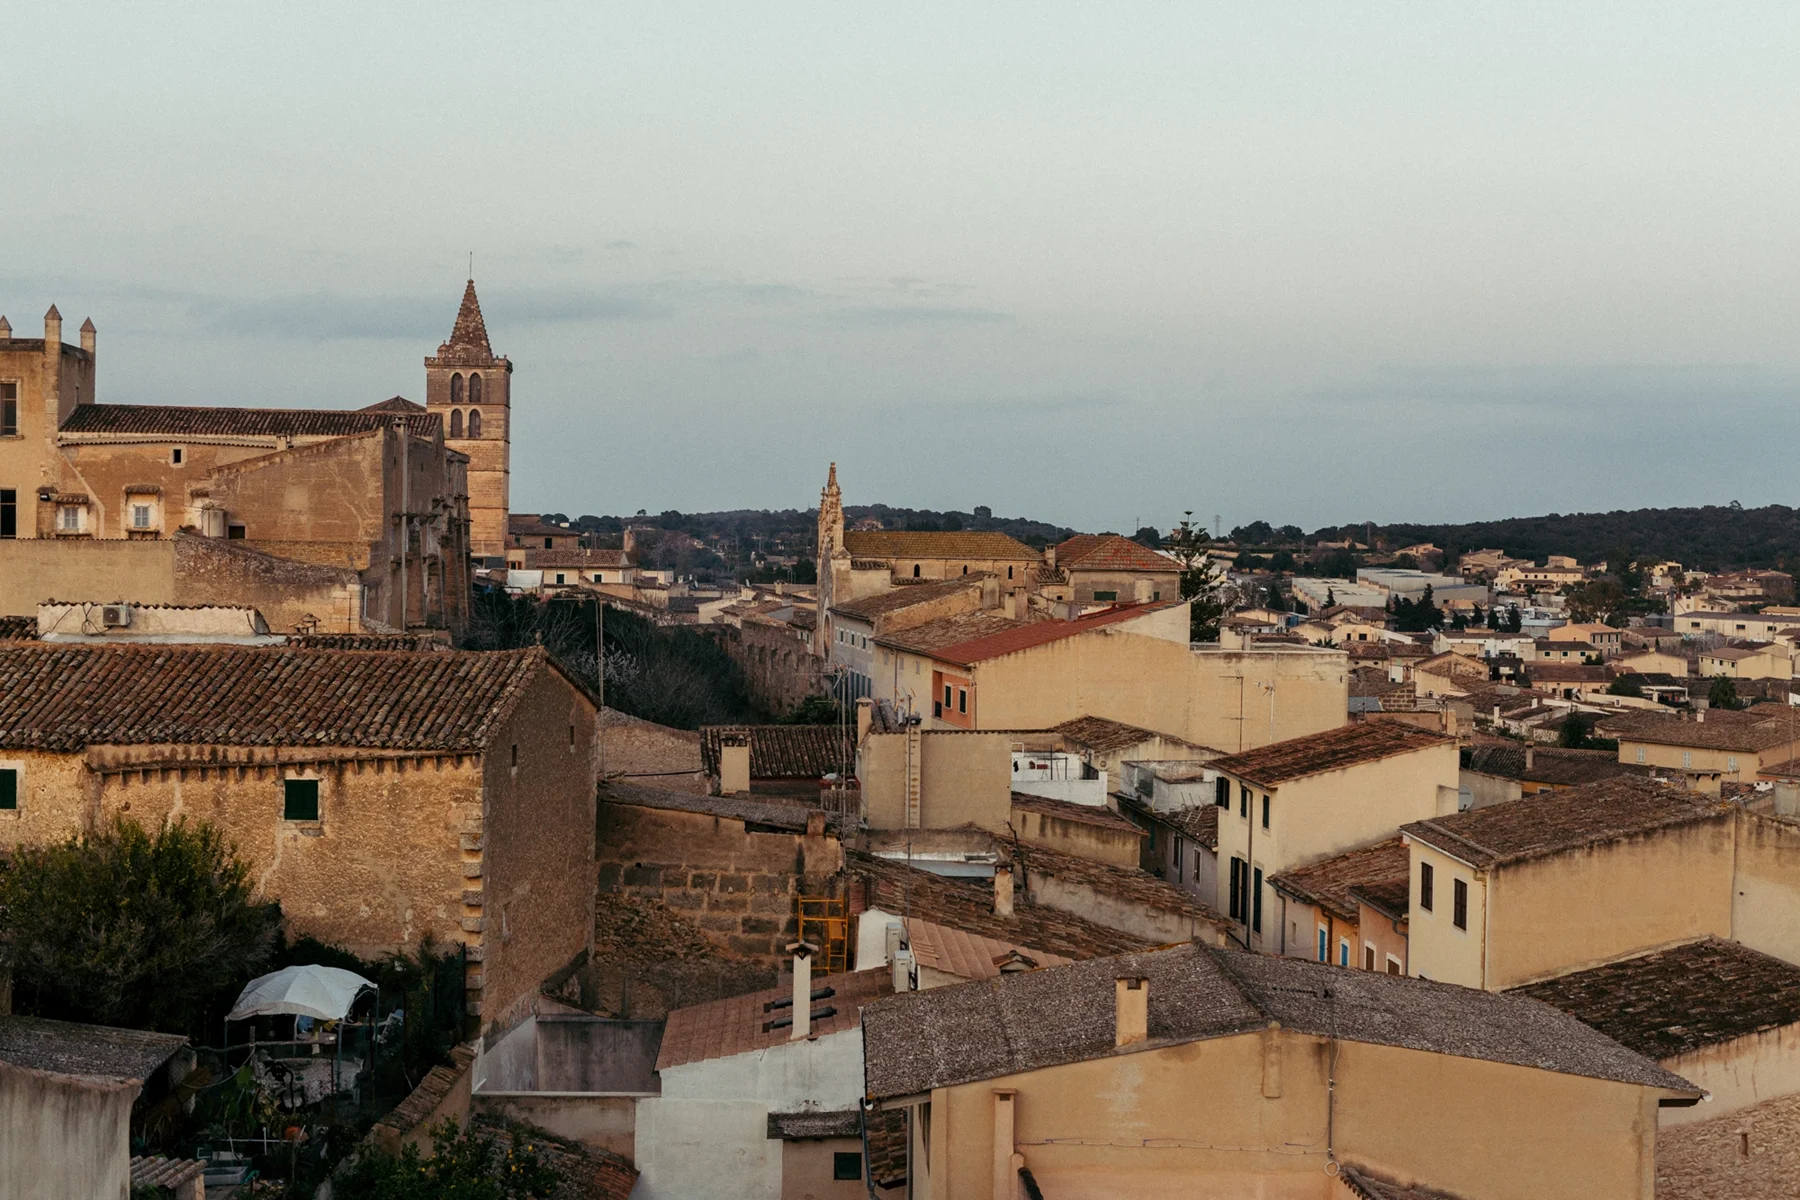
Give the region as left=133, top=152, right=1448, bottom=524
left=1341, top=504, right=1800, bottom=573
left=538, top=505, right=1077, bottom=551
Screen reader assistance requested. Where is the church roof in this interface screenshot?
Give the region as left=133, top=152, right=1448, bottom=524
left=360, top=396, right=426, bottom=414
left=438, top=279, right=495, bottom=359
left=60, top=404, right=439, bottom=440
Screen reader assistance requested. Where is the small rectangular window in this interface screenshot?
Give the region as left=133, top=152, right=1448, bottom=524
left=957, top=688, right=966, bottom=714
left=0, top=489, right=14, bottom=539
left=171, top=447, right=184, bottom=465
left=1339, top=940, right=1350, bottom=967
left=1240, top=785, right=1249, bottom=818
left=132, top=504, right=152, bottom=529
left=1364, top=945, right=1376, bottom=971
left=1252, top=868, right=1263, bottom=933
left=1453, top=878, right=1469, bottom=930
left=1420, top=862, right=1434, bottom=911
left=1261, top=794, right=1270, bottom=829
left=0, top=381, right=16, bottom=435
left=833, top=1152, right=862, bottom=1181
left=59, top=505, right=81, bottom=532
left=1215, top=776, right=1229, bottom=808
left=1094, top=590, right=1117, bottom=602
left=0, top=766, right=17, bottom=810
left=227, top=523, right=246, bottom=539
left=283, top=778, right=320, bottom=821
left=1317, top=927, right=1328, bottom=962
left=943, top=685, right=952, bottom=709
left=1228, top=859, right=1243, bottom=919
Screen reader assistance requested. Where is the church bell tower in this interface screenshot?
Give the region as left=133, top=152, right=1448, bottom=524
left=425, top=279, right=511, bottom=560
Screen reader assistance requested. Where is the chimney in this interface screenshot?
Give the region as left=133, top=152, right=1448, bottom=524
left=1776, top=781, right=1800, bottom=818
left=787, top=940, right=818, bottom=1041
left=79, top=317, right=95, bottom=357
left=1045, top=545, right=1057, bottom=570
left=992, top=864, right=1014, bottom=917
left=855, top=697, right=873, bottom=743
left=1115, top=976, right=1148, bottom=1047
left=1696, top=709, right=1706, bottom=724
left=1524, top=747, right=1534, bottom=771
left=719, top=736, right=750, bottom=795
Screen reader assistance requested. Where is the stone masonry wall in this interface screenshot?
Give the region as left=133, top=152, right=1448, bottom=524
left=595, top=803, right=839, bottom=963
left=714, top=620, right=825, bottom=716
left=1657, top=1090, right=1800, bottom=1200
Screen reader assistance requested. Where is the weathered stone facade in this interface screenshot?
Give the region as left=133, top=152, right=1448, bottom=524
left=714, top=618, right=825, bottom=715
left=595, top=799, right=842, bottom=964
left=424, top=281, right=511, bottom=560
left=1657, top=1090, right=1800, bottom=1200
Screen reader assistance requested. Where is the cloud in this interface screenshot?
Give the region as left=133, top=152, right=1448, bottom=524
left=820, top=304, right=1011, bottom=330
left=189, top=286, right=673, bottom=340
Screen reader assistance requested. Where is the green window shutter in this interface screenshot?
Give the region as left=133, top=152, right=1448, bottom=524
left=0, top=768, right=16, bottom=810
left=284, top=778, right=320, bottom=821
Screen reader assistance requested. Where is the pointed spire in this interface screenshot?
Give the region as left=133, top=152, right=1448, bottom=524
left=45, top=304, right=60, bottom=321
left=0, top=317, right=11, bottom=340
left=444, top=278, right=493, bottom=357
left=80, top=317, right=95, bottom=333
left=826, top=462, right=838, bottom=491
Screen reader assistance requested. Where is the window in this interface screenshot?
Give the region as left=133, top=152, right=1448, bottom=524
left=1252, top=868, right=1263, bottom=933
left=131, top=504, right=153, bottom=530
left=1240, top=785, right=1249, bottom=819
left=450, top=409, right=463, bottom=437
left=1339, top=939, right=1350, bottom=967
left=1364, top=945, right=1376, bottom=970
left=833, top=1152, right=862, bottom=1181
left=0, top=765, right=16, bottom=810
left=1007, top=566, right=1014, bottom=579
left=470, top=373, right=483, bottom=404
left=943, top=684, right=952, bottom=710
left=1452, top=878, right=1468, bottom=930
left=450, top=373, right=464, bottom=404
left=956, top=688, right=967, bottom=714
left=1728, top=756, right=1739, bottom=773
left=1419, top=862, right=1434, bottom=911
left=283, top=778, right=320, bottom=821
left=1215, top=776, right=1229, bottom=808
left=1682, top=751, right=1693, bottom=770
left=555, top=573, right=566, bottom=584
left=1317, top=926, right=1328, bottom=962
left=228, top=523, right=246, bottom=539
left=468, top=409, right=482, bottom=437
left=961, top=565, right=968, bottom=575
left=1153, top=591, right=1161, bottom=600
left=58, top=505, right=82, bottom=533
left=543, top=537, right=553, bottom=549
left=0, top=381, right=15, bottom=435
left=1261, top=794, right=1270, bottom=829
left=510, top=743, right=518, bottom=768
left=0, top=489, right=14, bottom=539
left=171, top=446, right=184, bottom=465
left=1174, top=836, right=1185, bottom=882
left=1386, top=956, right=1402, bottom=975
left=1094, top=590, right=1117, bottom=602
left=912, top=564, right=920, bottom=578
left=1228, top=858, right=1243, bottom=919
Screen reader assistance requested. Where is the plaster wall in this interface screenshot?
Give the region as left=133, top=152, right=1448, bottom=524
left=633, top=1098, right=782, bottom=1200
left=1010, top=807, right=1142, bottom=868
left=1404, top=842, right=1486, bottom=988
left=0, top=1063, right=137, bottom=1200
left=781, top=1138, right=868, bottom=1200
left=658, top=1027, right=864, bottom=1109
left=1730, top=811, right=1800, bottom=965
left=859, top=731, right=1012, bottom=832
left=1661, top=1023, right=1800, bottom=1126
left=470, top=1093, right=638, bottom=1158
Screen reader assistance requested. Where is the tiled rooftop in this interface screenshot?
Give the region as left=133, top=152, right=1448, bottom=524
left=0, top=643, right=563, bottom=752
left=842, top=530, right=1039, bottom=561
left=698, top=724, right=854, bottom=780
left=1461, top=744, right=1652, bottom=787
left=1210, top=722, right=1453, bottom=789
left=1599, top=707, right=1800, bottom=753
left=1339, top=1164, right=1472, bottom=1200
left=900, top=913, right=1073, bottom=982
left=1010, top=792, right=1144, bottom=834
left=829, top=577, right=986, bottom=620
left=861, top=942, right=1699, bottom=1099
left=59, top=403, right=438, bottom=440
left=1011, top=840, right=1227, bottom=928
left=533, top=548, right=629, bottom=568
left=1053, top=534, right=1179, bottom=574
left=1117, top=795, right=1220, bottom=849
left=879, top=602, right=1180, bottom=668
left=0, top=1014, right=185, bottom=1083
left=1268, top=838, right=1409, bottom=924
left=1052, top=714, right=1209, bottom=755
left=1509, top=938, right=1800, bottom=1060
left=1402, top=777, right=1725, bottom=869
left=656, top=966, right=892, bottom=1071
left=598, top=780, right=854, bottom=838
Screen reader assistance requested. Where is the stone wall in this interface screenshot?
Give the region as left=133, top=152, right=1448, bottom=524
left=1657, top=1090, right=1800, bottom=1200
left=595, top=803, right=841, bottom=964
left=715, top=620, right=824, bottom=716
left=600, top=709, right=707, bottom=794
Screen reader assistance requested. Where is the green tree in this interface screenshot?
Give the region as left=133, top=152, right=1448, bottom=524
left=779, top=694, right=843, bottom=725
left=1169, top=513, right=1229, bottom=642
left=1708, top=675, right=1742, bottom=711
left=1608, top=675, right=1644, bottom=698
left=337, top=1119, right=558, bottom=1200
left=0, top=817, right=280, bottom=1036
left=1325, top=587, right=1337, bottom=609
left=1133, top=526, right=1162, bottom=548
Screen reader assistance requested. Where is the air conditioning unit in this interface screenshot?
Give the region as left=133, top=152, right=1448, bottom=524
left=101, top=604, right=132, bottom=629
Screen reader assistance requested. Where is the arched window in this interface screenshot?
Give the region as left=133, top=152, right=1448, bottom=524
left=450, top=373, right=464, bottom=405
left=449, top=409, right=463, bottom=438
left=469, top=373, right=483, bottom=404
left=468, top=409, right=482, bottom=438
left=912, top=564, right=920, bottom=578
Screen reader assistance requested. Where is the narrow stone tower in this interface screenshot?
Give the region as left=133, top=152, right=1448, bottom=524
left=425, top=279, right=512, bottom=559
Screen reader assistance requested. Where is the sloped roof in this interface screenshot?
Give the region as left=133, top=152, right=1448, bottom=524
left=440, top=279, right=495, bottom=359
left=534, top=548, right=630, bottom=569
left=0, top=1015, right=185, bottom=1084
left=60, top=403, right=439, bottom=440
left=1599, top=707, right=1800, bottom=753
left=842, top=530, right=1039, bottom=561
left=657, top=967, right=892, bottom=1071
left=861, top=942, right=1700, bottom=1100
left=1010, top=792, right=1144, bottom=834
left=509, top=513, right=580, bottom=538
left=1012, top=840, right=1226, bottom=929
left=598, top=780, right=854, bottom=837
left=1210, top=723, right=1454, bottom=790
left=1402, top=777, right=1726, bottom=870
left=879, top=602, right=1180, bottom=668
left=901, top=914, right=1073, bottom=982
left=1460, top=745, right=1651, bottom=787
left=0, top=643, right=561, bottom=752
left=829, top=577, right=986, bottom=620
left=1339, top=1165, right=1472, bottom=1200
left=1054, top=534, right=1180, bottom=574
left=359, top=395, right=426, bottom=414
left=1268, top=838, right=1410, bottom=924
left=1053, top=714, right=1210, bottom=755
left=1509, top=938, right=1800, bottom=1061
left=699, top=724, right=854, bottom=779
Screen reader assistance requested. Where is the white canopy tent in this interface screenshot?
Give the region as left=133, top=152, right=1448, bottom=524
left=227, top=965, right=376, bottom=1023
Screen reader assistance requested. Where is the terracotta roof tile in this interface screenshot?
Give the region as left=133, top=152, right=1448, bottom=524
left=1010, top=792, right=1144, bottom=834
left=1339, top=1164, right=1472, bottom=1200
left=1599, top=707, right=1800, bottom=753
left=829, top=577, right=986, bottom=620
left=698, top=725, right=855, bottom=779
left=60, top=403, right=438, bottom=440
left=0, top=1015, right=185, bottom=1082
left=1402, top=777, right=1727, bottom=869
left=532, top=548, right=629, bottom=569
left=1268, top=838, right=1410, bottom=924
left=1117, top=795, right=1219, bottom=849
left=842, top=530, right=1038, bottom=560
left=1211, top=723, right=1453, bottom=790
left=1509, top=938, right=1800, bottom=1060
left=656, top=967, right=892, bottom=1071
left=1460, top=745, right=1653, bottom=787
left=598, top=780, right=855, bottom=837
left=1011, top=841, right=1227, bottom=929
left=0, top=643, right=557, bottom=752
left=901, top=914, right=1073, bottom=981
left=879, top=602, right=1181, bottom=668
left=1053, top=534, right=1179, bottom=574
left=1053, top=714, right=1210, bottom=755
left=861, top=942, right=1698, bottom=1099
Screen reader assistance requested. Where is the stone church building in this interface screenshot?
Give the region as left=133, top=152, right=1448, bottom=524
left=0, top=282, right=514, bottom=637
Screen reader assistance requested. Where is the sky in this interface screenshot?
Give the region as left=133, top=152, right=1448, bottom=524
left=6, top=4, right=1800, bottom=534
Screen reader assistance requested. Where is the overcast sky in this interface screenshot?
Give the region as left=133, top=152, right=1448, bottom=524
left=7, top=4, right=1800, bottom=533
